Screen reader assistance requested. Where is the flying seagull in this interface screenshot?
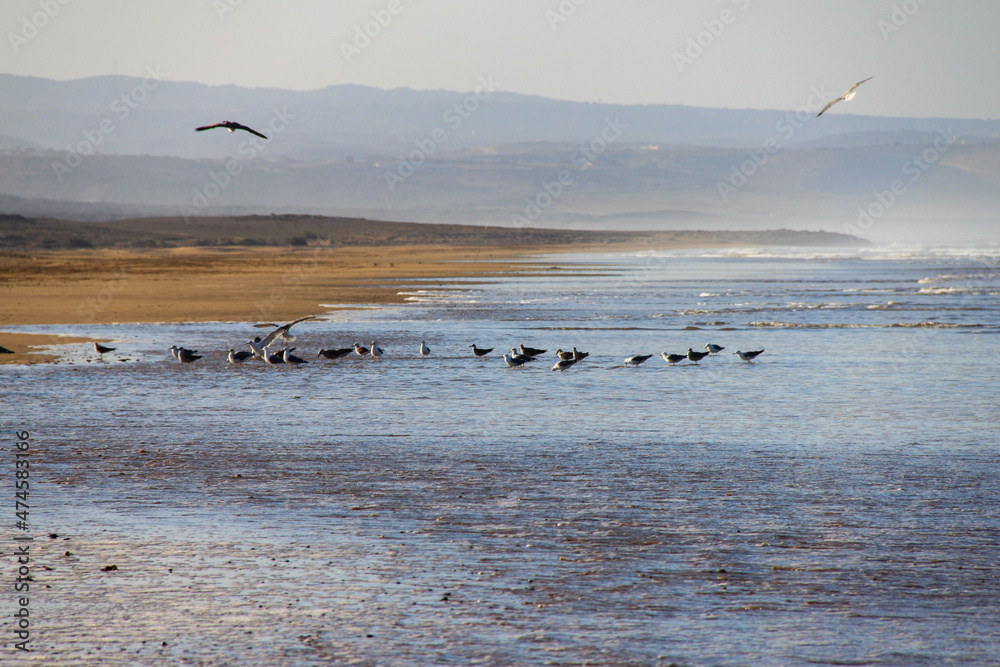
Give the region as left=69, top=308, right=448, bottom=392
left=94, top=342, right=116, bottom=355
left=255, top=316, right=317, bottom=348
left=195, top=121, right=268, bottom=139
left=734, top=349, right=765, bottom=363
left=817, top=77, right=872, bottom=117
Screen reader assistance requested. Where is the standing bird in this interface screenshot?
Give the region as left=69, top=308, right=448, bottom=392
left=262, top=348, right=286, bottom=365
left=227, top=348, right=253, bottom=364
left=353, top=343, right=369, bottom=356
left=734, top=349, right=765, bottom=363
left=705, top=343, right=725, bottom=354
left=624, top=354, right=652, bottom=367
left=177, top=348, right=202, bottom=364
left=317, top=347, right=353, bottom=360
left=195, top=121, right=268, bottom=139
left=687, top=348, right=710, bottom=364
left=419, top=341, right=431, bottom=356
left=816, top=77, right=872, bottom=117
left=555, top=349, right=575, bottom=361
left=94, top=342, right=116, bottom=355
left=519, top=344, right=546, bottom=357
left=370, top=341, right=384, bottom=359
left=551, top=358, right=578, bottom=371
left=502, top=352, right=527, bottom=368
left=470, top=344, right=494, bottom=357
left=662, top=352, right=686, bottom=365
left=572, top=347, right=589, bottom=361
left=283, top=348, right=308, bottom=365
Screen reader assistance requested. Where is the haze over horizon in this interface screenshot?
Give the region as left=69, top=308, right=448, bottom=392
left=3, top=0, right=999, bottom=120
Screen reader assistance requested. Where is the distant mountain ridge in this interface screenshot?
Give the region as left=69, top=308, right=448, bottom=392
left=1, top=74, right=998, bottom=161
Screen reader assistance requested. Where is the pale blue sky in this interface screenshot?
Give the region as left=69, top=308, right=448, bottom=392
left=3, top=0, right=998, bottom=119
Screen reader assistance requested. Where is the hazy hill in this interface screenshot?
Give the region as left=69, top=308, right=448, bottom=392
left=2, top=74, right=999, bottom=161
left=0, top=213, right=865, bottom=252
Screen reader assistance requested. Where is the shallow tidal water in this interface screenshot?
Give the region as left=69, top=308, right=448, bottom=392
left=2, top=246, right=999, bottom=665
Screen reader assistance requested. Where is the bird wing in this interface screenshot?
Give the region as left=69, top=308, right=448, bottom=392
left=234, top=123, right=268, bottom=140
left=846, top=77, right=873, bottom=95
left=195, top=123, right=228, bottom=132
left=816, top=97, right=842, bottom=117
left=259, top=316, right=317, bottom=348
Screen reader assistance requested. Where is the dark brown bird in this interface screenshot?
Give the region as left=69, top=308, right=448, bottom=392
left=470, top=344, right=493, bottom=357
left=195, top=121, right=267, bottom=139
left=318, top=347, right=353, bottom=360
left=94, top=342, right=116, bottom=354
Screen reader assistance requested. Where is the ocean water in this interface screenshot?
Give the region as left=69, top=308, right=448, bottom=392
left=3, top=246, right=999, bottom=665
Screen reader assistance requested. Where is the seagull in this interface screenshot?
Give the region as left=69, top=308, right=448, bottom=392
left=353, top=343, right=369, bottom=356
left=168, top=345, right=198, bottom=361
left=255, top=316, right=317, bottom=348
left=734, top=349, right=765, bottom=363
left=195, top=121, right=268, bottom=139
left=555, top=349, right=575, bottom=361
left=502, top=352, right=527, bottom=368
left=94, top=342, right=116, bottom=355
left=0, top=346, right=14, bottom=354
left=247, top=337, right=267, bottom=359
left=370, top=341, right=384, bottom=359
left=470, top=344, right=494, bottom=357
left=662, top=352, right=686, bottom=365
left=816, top=77, right=872, bottom=117
left=177, top=348, right=202, bottom=363
left=283, top=348, right=308, bottom=365
left=317, top=347, right=353, bottom=360
left=551, top=358, right=578, bottom=371
left=507, top=349, right=539, bottom=364
left=227, top=348, right=253, bottom=364
left=572, top=347, right=589, bottom=361
left=624, top=354, right=652, bottom=367
left=419, top=341, right=431, bottom=356
left=263, top=348, right=287, bottom=365
left=705, top=343, right=725, bottom=354
left=519, top=344, right=546, bottom=357
left=687, top=348, right=710, bottom=364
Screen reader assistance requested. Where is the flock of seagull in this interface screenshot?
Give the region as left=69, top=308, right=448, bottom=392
left=91, top=316, right=765, bottom=369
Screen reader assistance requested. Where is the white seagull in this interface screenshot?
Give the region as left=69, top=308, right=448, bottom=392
left=817, top=77, right=872, bottom=117
left=503, top=352, right=527, bottom=368
left=551, top=358, right=578, bottom=371
left=705, top=343, right=725, bottom=354
left=419, top=341, right=431, bottom=356
left=734, top=349, right=765, bottom=363
left=662, top=352, right=686, bottom=365
left=624, top=354, right=652, bottom=367
left=228, top=348, right=253, bottom=364
left=370, top=341, right=384, bottom=359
